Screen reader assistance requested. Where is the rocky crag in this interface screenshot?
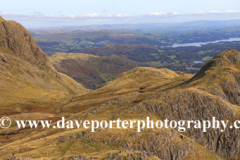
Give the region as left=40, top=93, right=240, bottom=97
left=0, top=16, right=88, bottom=108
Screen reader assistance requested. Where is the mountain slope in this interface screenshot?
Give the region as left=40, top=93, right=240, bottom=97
left=49, top=52, right=138, bottom=89
left=100, top=67, right=192, bottom=92
left=187, top=48, right=240, bottom=83
left=2, top=49, right=239, bottom=159
left=39, top=50, right=240, bottom=159
left=182, top=49, right=240, bottom=107
left=0, top=17, right=50, bottom=70
left=0, top=16, right=88, bottom=107
left=81, top=49, right=240, bottom=159
left=0, top=16, right=4, bottom=21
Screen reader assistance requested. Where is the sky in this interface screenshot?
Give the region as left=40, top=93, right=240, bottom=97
left=1, top=0, right=240, bottom=28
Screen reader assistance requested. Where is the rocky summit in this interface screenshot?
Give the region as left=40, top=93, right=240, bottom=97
left=1, top=16, right=240, bottom=160
left=0, top=16, right=88, bottom=107
left=0, top=17, right=50, bottom=70
left=0, top=16, right=4, bottom=21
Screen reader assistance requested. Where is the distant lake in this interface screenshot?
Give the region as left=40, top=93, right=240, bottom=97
left=193, top=60, right=203, bottom=63
left=164, top=38, right=240, bottom=48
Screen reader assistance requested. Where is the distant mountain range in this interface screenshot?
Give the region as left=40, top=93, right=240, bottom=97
left=28, top=19, right=240, bottom=31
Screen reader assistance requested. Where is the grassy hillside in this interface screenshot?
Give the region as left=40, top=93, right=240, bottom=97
left=49, top=52, right=138, bottom=89
left=0, top=17, right=88, bottom=108
left=2, top=48, right=240, bottom=159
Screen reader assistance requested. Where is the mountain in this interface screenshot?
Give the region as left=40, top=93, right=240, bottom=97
left=61, top=49, right=240, bottom=159
left=7, top=49, right=240, bottom=159
left=49, top=52, right=138, bottom=89
left=0, top=16, right=88, bottom=108
left=187, top=48, right=240, bottom=83
left=184, top=49, right=240, bottom=106
left=1, top=16, right=240, bottom=159
left=2, top=47, right=240, bottom=159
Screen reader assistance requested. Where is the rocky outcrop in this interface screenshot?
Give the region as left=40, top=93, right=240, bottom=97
left=121, top=131, right=191, bottom=160
left=60, top=155, right=89, bottom=160
left=129, top=89, right=239, bottom=158
left=0, top=16, right=88, bottom=102
left=0, top=16, right=4, bottom=21
left=0, top=17, right=51, bottom=70
left=104, top=150, right=160, bottom=160
left=3, top=155, right=31, bottom=160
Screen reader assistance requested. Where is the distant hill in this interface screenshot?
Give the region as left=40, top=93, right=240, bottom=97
left=87, top=44, right=158, bottom=61
left=29, top=19, right=240, bottom=31
left=69, top=44, right=171, bottom=62
left=49, top=52, right=138, bottom=89
left=30, top=29, right=163, bottom=54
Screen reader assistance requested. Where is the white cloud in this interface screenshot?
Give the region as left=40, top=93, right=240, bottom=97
left=225, top=10, right=240, bottom=13
left=209, top=10, right=240, bottom=14
left=150, top=12, right=166, bottom=16
left=46, top=14, right=54, bottom=18
left=2, top=10, right=240, bottom=20
left=83, top=13, right=101, bottom=18
left=0, top=12, right=134, bottom=20
left=1, top=10, right=240, bottom=28
left=116, top=14, right=132, bottom=18
left=62, top=15, right=76, bottom=18
left=172, top=12, right=179, bottom=15
left=149, top=10, right=240, bottom=17
left=188, top=11, right=205, bottom=14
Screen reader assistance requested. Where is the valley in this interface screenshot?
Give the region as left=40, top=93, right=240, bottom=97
left=30, top=28, right=240, bottom=77
left=49, top=52, right=138, bottom=89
